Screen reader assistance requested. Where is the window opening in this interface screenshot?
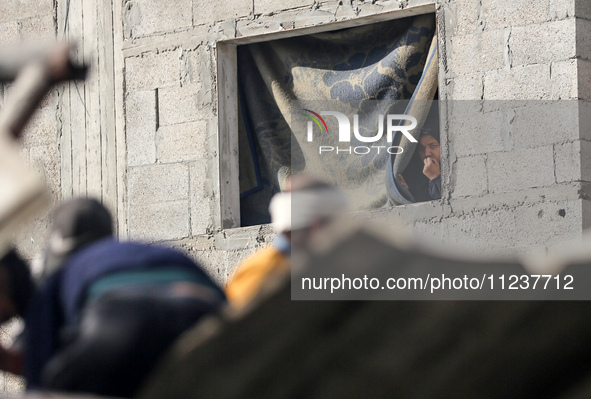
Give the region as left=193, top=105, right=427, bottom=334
left=237, top=13, right=439, bottom=227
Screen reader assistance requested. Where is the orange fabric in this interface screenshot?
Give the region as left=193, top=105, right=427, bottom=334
left=225, top=246, right=289, bottom=308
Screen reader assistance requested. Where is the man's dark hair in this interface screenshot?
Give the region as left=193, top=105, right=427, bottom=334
left=0, top=248, right=34, bottom=317
left=51, top=198, right=113, bottom=247
left=43, top=198, right=114, bottom=275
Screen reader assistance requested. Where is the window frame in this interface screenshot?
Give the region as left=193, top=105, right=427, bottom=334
left=216, top=1, right=440, bottom=229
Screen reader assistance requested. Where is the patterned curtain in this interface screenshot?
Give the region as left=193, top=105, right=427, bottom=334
left=238, top=14, right=438, bottom=226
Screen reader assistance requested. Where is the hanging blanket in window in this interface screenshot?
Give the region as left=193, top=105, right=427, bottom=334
left=238, top=14, right=438, bottom=226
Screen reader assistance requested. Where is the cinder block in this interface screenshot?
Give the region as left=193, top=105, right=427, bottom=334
left=0, top=21, right=18, bottom=43
left=487, top=145, right=555, bottom=193
left=581, top=140, right=591, bottom=182
left=579, top=101, right=591, bottom=141
left=510, top=19, right=575, bottom=66
left=480, top=208, right=518, bottom=250
left=30, top=144, right=59, bottom=196
left=583, top=198, right=591, bottom=231
left=125, top=90, right=156, bottom=166
left=293, top=9, right=336, bottom=29
left=126, top=0, right=192, bottom=37
left=411, top=221, right=443, bottom=244
left=452, top=0, right=481, bottom=35
left=128, top=199, right=190, bottom=242
left=514, top=200, right=582, bottom=247
left=214, top=233, right=255, bottom=252
left=550, top=0, right=575, bottom=20
left=578, top=59, right=591, bottom=100
left=158, top=84, right=204, bottom=126
left=208, top=19, right=236, bottom=41
left=124, top=0, right=192, bottom=37
left=450, top=74, right=483, bottom=100
left=554, top=141, right=581, bottom=183
left=125, top=51, right=179, bottom=91
left=511, top=101, right=579, bottom=149
left=236, top=19, right=285, bottom=38
left=223, top=224, right=274, bottom=247
left=443, top=216, right=480, bottom=252
left=18, top=15, right=55, bottom=41
left=576, top=0, right=591, bottom=20
left=449, top=29, right=505, bottom=75
left=581, top=199, right=591, bottom=233
left=192, top=248, right=227, bottom=284
left=451, top=155, right=488, bottom=198
left=448, top=106, right=507, bottom=156
left=550, top=59, right=578, bottom=100
left=577, top=18, right=591, bottom=60
left=183, top=50, right=209, bottom=85
left=373, top=199, right=442, bottom=223
left=255, top=0, right=313, bottom=15
left=444, top=208, right=516, bottom=254
left=0, top=0, right=53, bottom=23
left=190, top=161, right=212, bottom=235
left=128, top=163, right=189, bottom=204
left=484, top=64, right=551, bottom=100
left=157, top=120, right=207, bottom=163
left=193, top=0, right=252, bottom=26
left=197, top=243, right=264, bottom=284
left=481, top=0, right=549, bottom=29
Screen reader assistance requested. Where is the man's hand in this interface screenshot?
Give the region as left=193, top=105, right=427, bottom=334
left=0, top=345, right=23, bottom=375
left=423, top=157, right=441, bottom=180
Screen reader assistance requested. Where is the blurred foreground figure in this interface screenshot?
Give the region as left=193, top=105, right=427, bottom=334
left=0, top=250, right=34, bottom=325
left=40, top=197, right=113, bottom=278
left=0, top=249, right=34, bottom=374
left=0, top=198, right=225, bottom=397
left=140, top=222, right=591, bottom=399
left=226, top=175, right=347, bottom=307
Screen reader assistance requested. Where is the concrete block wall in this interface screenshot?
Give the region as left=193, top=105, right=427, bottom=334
left=434, top=0, right=591, bottom=257
left=116, top=0, right=591, bottom=274
left=0, top=0, right=589, bottom=341
left=0, top=0, right=588, bottom=290
left=116, top=1, right=246, bottom=270
left=117, top=0, right=445, bottom=280
left=0, top=0, right=588, bottom=392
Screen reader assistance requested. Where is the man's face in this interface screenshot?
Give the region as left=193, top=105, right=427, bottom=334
left=0, top=268, right=16, bottom=324
left=418, top=135, right=441, bottom=163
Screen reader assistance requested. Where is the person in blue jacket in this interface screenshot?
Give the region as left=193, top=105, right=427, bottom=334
left=0, top=198, right=225, bottom=398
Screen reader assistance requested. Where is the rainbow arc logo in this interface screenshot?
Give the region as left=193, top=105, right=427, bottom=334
left=303, top=109, right=329, bottom=135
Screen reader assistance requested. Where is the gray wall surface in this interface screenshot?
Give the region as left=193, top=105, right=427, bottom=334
left=1, top=0, right=590, bottom=291
left=0, top=0, right=590, bottom=391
